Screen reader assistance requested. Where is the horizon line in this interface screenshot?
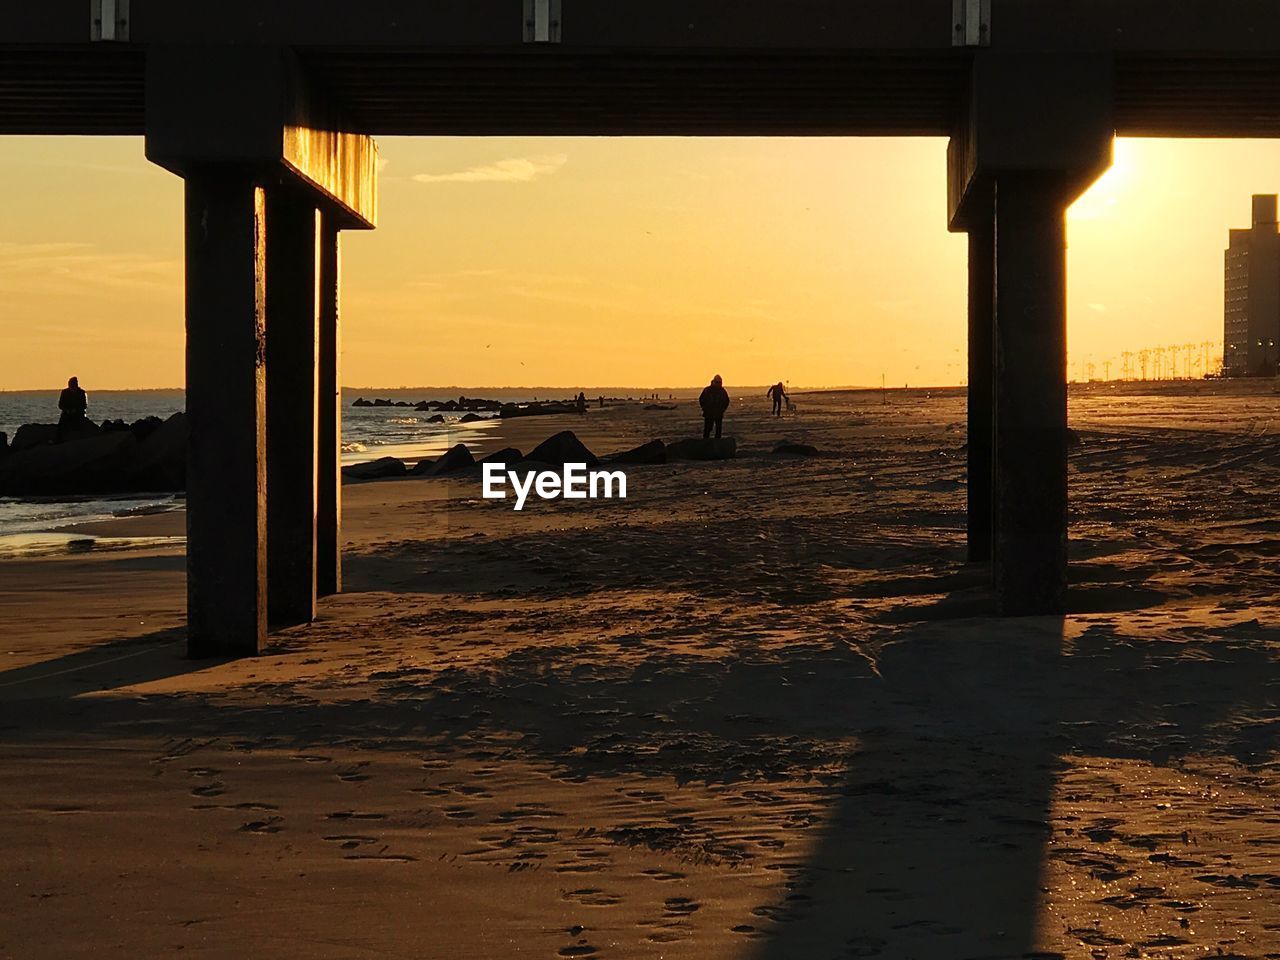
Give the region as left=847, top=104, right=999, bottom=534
left=0, top=383, right=955, bottom=395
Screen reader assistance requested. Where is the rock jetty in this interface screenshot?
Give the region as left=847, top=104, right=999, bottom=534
left=0, top=413, right=189, bottom=496
left=340, top=430, right=742, bottom=485
left=351, top=396, right=504, bottom=413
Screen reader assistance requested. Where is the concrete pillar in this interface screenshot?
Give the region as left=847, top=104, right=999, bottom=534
left=316, top=217, right=342, bottom=597
left=966, top=217, right=995, bottom=563
left=184, top=170, right=268, bottom=657
left=993, top=174, right=1068, bottom=615
left=265, top=194, right=320, bottom=627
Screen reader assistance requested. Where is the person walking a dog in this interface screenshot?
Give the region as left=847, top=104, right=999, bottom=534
left=767, top=381, right=788, bottom=417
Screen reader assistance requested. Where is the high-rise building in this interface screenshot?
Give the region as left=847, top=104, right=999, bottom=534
left=1224, top=194, right=1280, bottom=376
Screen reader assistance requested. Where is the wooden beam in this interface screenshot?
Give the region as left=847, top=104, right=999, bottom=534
left=992, top=174, right=1068, bottom=616
left=316, top=216, right=342, bottom=598
left=184, top=169, right=268, bottom=657
left=266, top=194, right=321, bottom=628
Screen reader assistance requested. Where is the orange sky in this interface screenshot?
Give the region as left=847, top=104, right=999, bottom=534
left=0, top=135, right=1276, bottom=390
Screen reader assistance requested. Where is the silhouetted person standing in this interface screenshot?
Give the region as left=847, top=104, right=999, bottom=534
left=767, top=381, right=788, bottom=417
left=699, top=374, right=730, bottom=440
left=57, top=376, right=88, bottom=441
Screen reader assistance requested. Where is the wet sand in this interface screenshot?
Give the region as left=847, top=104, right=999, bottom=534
left=1, top=381, right=1278, bottom=959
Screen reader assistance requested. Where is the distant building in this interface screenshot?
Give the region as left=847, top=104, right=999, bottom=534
left=1224, top=194, right=1280, bottom=376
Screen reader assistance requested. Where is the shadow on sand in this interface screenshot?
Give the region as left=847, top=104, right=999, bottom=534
left=0, top=627, right=214, bottom=703
left=3, top=562, right=1274, bottom=956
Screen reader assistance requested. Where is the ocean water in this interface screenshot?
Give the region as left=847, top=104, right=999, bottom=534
left=0, top=386, right=686, bottom=543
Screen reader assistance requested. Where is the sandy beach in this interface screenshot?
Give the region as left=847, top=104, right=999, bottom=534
left=1, top=381, right=1278, bottom=959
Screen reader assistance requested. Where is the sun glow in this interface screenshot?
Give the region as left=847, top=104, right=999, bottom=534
left=1, top=136, right=1280, bottom=390
left=1068, top=138, right=1137, bottom=222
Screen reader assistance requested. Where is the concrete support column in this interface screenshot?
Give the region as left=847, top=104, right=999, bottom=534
left=316, top=217, right=342, bottom=597
left=266, top=194, right=320, bottom=627
left=184, top=169, right=268, bottom=657
left=993, top=174, right=1068, bottom=615
left=966, top=216, right=995, bottom=563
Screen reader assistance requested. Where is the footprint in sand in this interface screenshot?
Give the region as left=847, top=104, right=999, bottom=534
left=323, top=835, right=379, bottom=850
left=663, top=897, right=701, bottom=916
left=639, top=869, right=685, bottom=882
left=1067, top=927, right=1126, bottom=947
left=152, top=740, right=204, bottom=763
left=496, top=804, right=565, bottom=823
left=513, top=826, right=560, bottom=844
left=193, top=801, right=278, bottom=812
left=630, top=898, right=702, bottom=944
left=336, top=764, right=371, bottom=783
left=646, top=930, right=685, bottom=944
left=238, top=817, right=283, bottom=834
left=1142, top=934, right=1190, bottom=947
left=739, top=789, right=786, bottom=805
left=444, top=806, right=476, bottom=821
left=555, top=862, right=605, bottom=874
left=344, top=853, right=417, bottom=863
left=751, top=904, right=799, bottom=923
left=186, top=767, right=225, bottom=798
left=555, top=849, right=611, bottom=874
left=562, top=888, right=622, bottom=907
left=1193, top=872, right=1259, bottom=888
left=638, top=918, right=690, bottom=943
left=624, top=790, right=666, bottom=803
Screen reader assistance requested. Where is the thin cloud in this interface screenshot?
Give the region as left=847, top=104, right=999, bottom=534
left=0, top=241, right=179, bottom=297
left=507, top=280, right=779, bottom=326
left=412, top=154, right=568, bottom=185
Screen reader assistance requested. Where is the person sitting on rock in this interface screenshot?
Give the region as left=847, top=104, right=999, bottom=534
left=57, top=376, right=89, bottom=441
left=767, top=381, right=788, bottom=417
left=699, top=374, right=730, bottom=440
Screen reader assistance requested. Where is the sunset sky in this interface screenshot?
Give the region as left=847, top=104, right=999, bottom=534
left=1, top=135, right=1277, bottom=391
